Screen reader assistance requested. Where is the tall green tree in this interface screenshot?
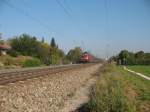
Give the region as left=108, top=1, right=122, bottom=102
left=50, top=37, right=56, bottom=48
left=119, top=50, right=129, bottom=65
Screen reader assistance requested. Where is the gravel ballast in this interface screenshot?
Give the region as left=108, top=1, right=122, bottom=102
left=0, top=64, right=101, bottom=112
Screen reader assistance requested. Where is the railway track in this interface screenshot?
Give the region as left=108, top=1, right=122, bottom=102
left=0, top=64, right=95, bottom=85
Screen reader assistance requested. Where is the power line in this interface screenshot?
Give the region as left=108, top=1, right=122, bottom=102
left=55, top=0, right=88, bottom=51
left=104, top=0, right=110, bottom=40
left=20, top=0, right=32, bottom=10
left=1, top=0, right=54, bottom=33
left=55, top=0, right=72, bottom=18
left=62, top=0, right=72, bottom=15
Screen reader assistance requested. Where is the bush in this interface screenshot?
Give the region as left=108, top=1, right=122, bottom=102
left=117, top=50, right=150, bottom=65
left=136, top=59, right=150, bottom=65
left=10, top=34, right=40, bottom=56
left=23, top=58, right=42, bottom=67
left=3, top=57, right=14, bottom=66
left=7, top=50, right=19, bottom=57
left=62, top=57, right=71, bottom=64
left=49, top=54, right=62, bottom=65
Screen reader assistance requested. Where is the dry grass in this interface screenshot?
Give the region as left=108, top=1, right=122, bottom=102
left=0, top=55, right=32, bottom=68
left=86, top=64, right=136, bottom=112
left=82, top=64, right=150, bottom=112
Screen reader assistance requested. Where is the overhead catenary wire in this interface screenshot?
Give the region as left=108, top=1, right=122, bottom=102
left=62, top=0, right=72, bottom=13
left=55, top=0, right=72, bottom=18
left=1, top=0, right=56, bottom=33
left=55, top=0, right=89, bottom=52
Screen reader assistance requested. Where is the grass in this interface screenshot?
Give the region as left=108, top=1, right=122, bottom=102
left=119, top=66, right=150, bottom=112
left=0, top=55, right=32, bottom=67
left=83, top=64, right=150, bottom=112
left=22, top=58, right=42, bottom=67
left=127, top=65, right=150, bottom=77
left=0, top=55, right=42, bottom=69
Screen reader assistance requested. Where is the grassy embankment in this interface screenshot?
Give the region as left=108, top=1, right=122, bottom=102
left=127, top=65, right=150, bottom=77
left=0, top=55, right=42, bottom=69
left=83, top=64, right=150, bottom=112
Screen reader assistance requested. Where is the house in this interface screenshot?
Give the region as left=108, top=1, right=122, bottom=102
left=0, top=43, right=11, bottom=55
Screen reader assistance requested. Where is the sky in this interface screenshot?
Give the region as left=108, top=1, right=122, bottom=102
left=0, top=0, right=150, bottom=58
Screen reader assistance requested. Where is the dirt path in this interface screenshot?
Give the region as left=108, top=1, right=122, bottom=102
left=59, top=76, right=97, bottom=112
left=124, top=66, right=150, bottom=80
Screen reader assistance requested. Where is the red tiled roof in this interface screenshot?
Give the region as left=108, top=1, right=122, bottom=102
left=0, top=43, right=11, bottom=50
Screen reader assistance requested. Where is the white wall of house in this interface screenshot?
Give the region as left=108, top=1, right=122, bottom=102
left=0, top=50, right=7, bottom=55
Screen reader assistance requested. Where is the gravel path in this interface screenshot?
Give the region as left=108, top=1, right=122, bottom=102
left=59, top=76, right=97, bottom=112
left=0, top=64, right=101, bottom=112
left=124, top=66, right=150, bottom=80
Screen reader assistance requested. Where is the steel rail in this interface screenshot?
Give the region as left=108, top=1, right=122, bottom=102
left=0, top=64, right=95, bottom=85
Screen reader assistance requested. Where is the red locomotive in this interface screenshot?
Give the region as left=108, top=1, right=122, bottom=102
left=79, top=52, right=95, bottom=63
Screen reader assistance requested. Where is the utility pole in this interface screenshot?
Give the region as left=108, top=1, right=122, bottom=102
left=106, top=44, right=110, bottom=60
left=105, top=0, right=111, bottom=61
left=81, top=41, right=85, bottom=52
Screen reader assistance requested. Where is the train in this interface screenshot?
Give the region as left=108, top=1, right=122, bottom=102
left=79, top=52, right=96, bottom=63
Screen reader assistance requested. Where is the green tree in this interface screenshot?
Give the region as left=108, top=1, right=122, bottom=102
left=36, top=43, right=51, bottom=65
left=127, top=52, right=136, bottom=65
left=116, top=50, right=150, bottom=65
left=67, top=47, right=83, bottom=63
left=50, top=37, right=56, bottom=48
left=10, top=34, right=39, bottom=57
left=49, top=47, right=64, bottom=65
left=135, top=51, right=144, bottom=59
left=10, top=34, right=67, bottom=65
left=144, top=53, right=150, bottom=59
left=119, top=50, right=129, bottom=65
left=0, top=33, right=4, bottom=44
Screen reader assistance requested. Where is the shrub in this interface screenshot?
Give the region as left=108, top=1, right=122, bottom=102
left=62, top=57, right=71, bottom=64
left=3, top=56, right=15, bottom=66
left=7, top=50, right=19, bottom=57
left=49, top=54, right=62, bottom=65
left=23, top=58, right=42, bottom=67
left=117, top=50, right=150, bottom=65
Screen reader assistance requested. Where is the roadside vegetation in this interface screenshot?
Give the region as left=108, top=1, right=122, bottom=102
left=0, top=34, right=84, bottom=68
left=111, top=50, right=150, bottom=65
left=83, top=64, right=150, bottom=112
left=22, top=58, right=42, bottom=67
left=127, top=65, right=150, bottom=77
left=0, top=55, right=32, bottom=69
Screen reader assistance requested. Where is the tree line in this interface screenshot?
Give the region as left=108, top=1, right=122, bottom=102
left=1, top=33, right=83, bottom=65
left=111, top=50, right=150, bottom=65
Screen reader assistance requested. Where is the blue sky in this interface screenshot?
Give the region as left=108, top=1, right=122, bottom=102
left=0, top=0, right=150, bottom=58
